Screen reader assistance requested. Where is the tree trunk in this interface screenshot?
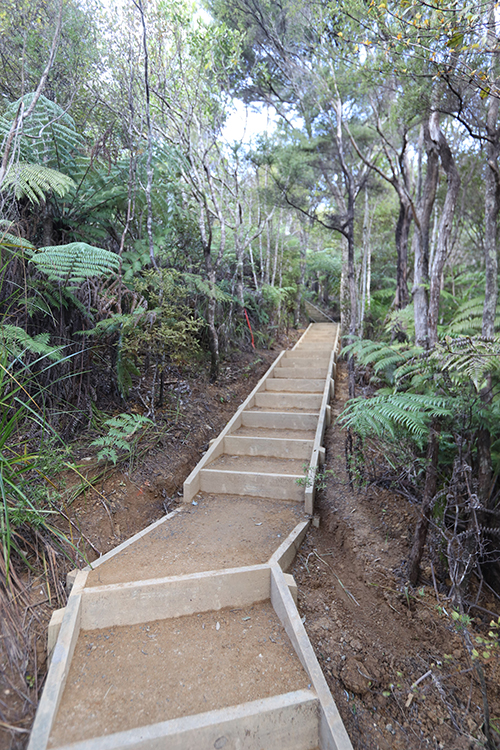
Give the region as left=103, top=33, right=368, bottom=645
left=294, top=222, right=308, bottom=327
left=408, top=420, right=441, bottom=585
left=427, top=113, right=461, bottom=347
left=412, top=120, right=439, bottom=349
left=428, top=112, right=460, bottom=347
left=347, top=192, right=357, bottom=398
left=206, top=268, right=220, bottom=382
left=393, top=196, right=411, bottom=309
left=483, top=93, right=500, bottom=339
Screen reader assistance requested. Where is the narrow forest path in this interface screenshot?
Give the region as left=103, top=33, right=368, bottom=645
left=28, top=324, right=353, bottom=750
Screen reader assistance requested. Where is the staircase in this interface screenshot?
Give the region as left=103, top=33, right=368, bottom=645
left=28, top=323, right=352, bottom=750
left=303, top=299, right=335, bottom=324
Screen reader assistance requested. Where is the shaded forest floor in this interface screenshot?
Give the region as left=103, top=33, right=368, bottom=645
left=2, top=339, right=500, bottom=749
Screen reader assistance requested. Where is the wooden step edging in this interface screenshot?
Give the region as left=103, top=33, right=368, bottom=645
left=183, top=324, right=339, bottom=508
left=182, top=325, right=316, bottom=504
left=30, top=520, right=352, bottom=750
left=30, top=324, right=353, bottom=750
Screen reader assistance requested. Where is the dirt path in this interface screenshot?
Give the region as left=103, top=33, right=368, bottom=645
left=30, top=323, right=348, bottom=750
left=292, top=363, right=500, bottom=750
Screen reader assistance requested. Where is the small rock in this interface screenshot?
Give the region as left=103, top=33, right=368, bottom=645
left=340, top=657, right=372, bottom=695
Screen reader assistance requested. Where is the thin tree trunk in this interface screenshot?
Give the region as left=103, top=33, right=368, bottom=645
left=408, top=420, right=441, bottom=585
left=136, top=0, right=158, bottom=271
left=479, top=4, right=500, bottom=517
left=394, top=196, right=411, bottom=309
left=413, top=121, right=439, bottom=349
left=483, top=78, right=500, bottom=339
left=427, top=113, right=461, bottom=347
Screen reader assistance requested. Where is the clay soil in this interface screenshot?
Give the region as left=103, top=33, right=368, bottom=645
left=48, top=601, right=309, bottom=746
left=2, top=337, right=500, bottom=750
left=292, top=364, right=500, bottom=750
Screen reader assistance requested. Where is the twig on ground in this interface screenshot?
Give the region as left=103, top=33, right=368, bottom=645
left=430, top=561, right=440, bottom=603
left=410, top=669, right=432, bottom=691
left=312, top=549, right=360, bottom=606
left=431, top=671, right=461, bottom=732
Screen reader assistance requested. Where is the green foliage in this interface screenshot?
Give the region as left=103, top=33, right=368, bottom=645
left=1, top=94, right=84, bottom=171
left=1, top=162, right=75, bottom=204
left=124, top=269, right=203, bottom=363
left=0, top=324, right=62, bottom=361
left=0, top=226, right=36, bottom=254
left=339, top=392, right=450, bottom=443
left=0, top=355, right=74, bottom=579
left=343, top=338, right=423, bottom=385
left=90, top=413, right=153, bottom=465
left=30, top=242, right=120, bottom=285
left=449, top=295, right=500, bottom=336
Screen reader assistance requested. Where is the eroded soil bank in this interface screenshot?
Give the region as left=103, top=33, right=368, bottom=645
left=293, top=364, right=500, bottom=750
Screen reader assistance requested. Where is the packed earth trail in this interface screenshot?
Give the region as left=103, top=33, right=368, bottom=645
left=28, top=323, right=353, bottom=750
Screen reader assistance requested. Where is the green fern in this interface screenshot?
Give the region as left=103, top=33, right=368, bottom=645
left=2, top=162, right=75, bottom=204
left=0, top=94, right=83, bottom=171
left=91, top=413, right=153, bottom=465
left=0, top=226, right=36, bottom=254
left=182, top=271, right=234, bottom=302
left=339, top=392, right=451, bottom=442
left=448, top=296, right=500, bottom=335
left=384, top=303, right=416, bottom=339
left=0, top=325, right=61, bottom=361
left=30, top=242, right=120, bottom=285
left=343, top=338, right=423, bottom=384
left=431, top=336, right=500, bottom=391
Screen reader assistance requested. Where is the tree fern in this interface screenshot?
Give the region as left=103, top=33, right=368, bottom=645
left=0, top=226, right=36, bottom=254
left=448, top=295, right=500, bottom=335
left=339, top=392, right=451, bottom=443
left=0, top=94, right=83, bottom=172
left=431, top=336, right=500, bottom=391
left=2, top=162, right=75, bottom=204
left=30, top=242, right=120, bottom=285
left=343, top=338, right=423, bottom=384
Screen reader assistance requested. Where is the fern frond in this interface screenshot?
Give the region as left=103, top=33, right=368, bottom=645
left=339, top=392, right=451, bottom=441
left=182, top=272, right=234, bottom=301
left=1, top=94, right=83, bottom=171
left=342, top=338, right=423, bottom=384
left=0, top=324, right=61, bottom=361
left=448, top=296, right=500, bottom=335
left=30, top=243, right=120, bottom=284
left=432, top=336, right=500, bottom=391
left=2, top=162, right=75, bottom=204
left=0, top=230, right=36, bottom=253
left=384, top=303, right=415, bottom=338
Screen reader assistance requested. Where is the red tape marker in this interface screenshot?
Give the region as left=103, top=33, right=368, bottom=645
left=244, top=308, right=255, bottom=349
